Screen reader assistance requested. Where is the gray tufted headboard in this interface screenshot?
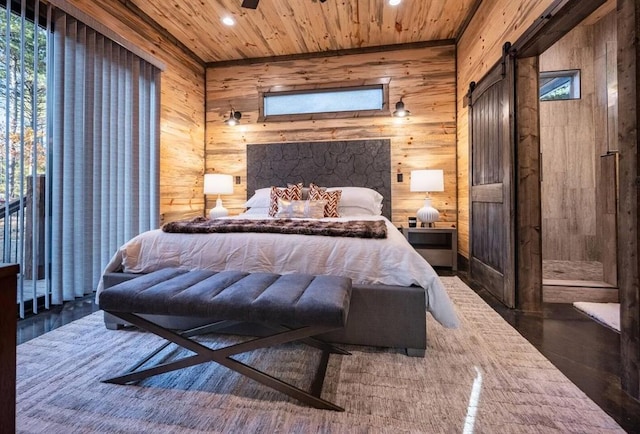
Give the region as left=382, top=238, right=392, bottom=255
left=246, top=139, right=392, bottom=219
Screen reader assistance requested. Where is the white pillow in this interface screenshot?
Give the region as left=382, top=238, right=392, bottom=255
left=338, top=206, right=379, bottom=217
left=240, top=206, right=270, bottom=216
left=244, top=188, right=271, bottom=208
left=327, top=186, right=383, bottom=215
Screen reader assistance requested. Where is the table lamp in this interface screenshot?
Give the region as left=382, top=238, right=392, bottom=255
left=204, top=174, right=233, bottom=218
left=410, top=169, right=444, bottom=227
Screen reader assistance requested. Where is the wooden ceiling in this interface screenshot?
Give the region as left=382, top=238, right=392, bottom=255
left=126, top=0, right=479, bottom=64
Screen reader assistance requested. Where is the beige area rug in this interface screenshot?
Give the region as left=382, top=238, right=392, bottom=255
left=16, top=277, right=623, bottom=433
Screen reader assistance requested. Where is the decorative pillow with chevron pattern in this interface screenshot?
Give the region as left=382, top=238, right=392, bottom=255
left=309, top=183, right=342, bottom=217
left=268, top=183, right=302, bottom=216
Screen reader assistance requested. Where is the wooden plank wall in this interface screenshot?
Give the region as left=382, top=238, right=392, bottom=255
left=48, top=0, right=206, bottom=225
left=205, top=45, right=457, bottom=229
left=456, top=0, right=555, bottom=258
left=593, top=11, right=619, bottom=286
left=539, top=12, right=617, bottom=266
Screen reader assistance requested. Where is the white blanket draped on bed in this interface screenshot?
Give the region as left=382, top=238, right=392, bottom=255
left=96, top=215, right=459, bottom=328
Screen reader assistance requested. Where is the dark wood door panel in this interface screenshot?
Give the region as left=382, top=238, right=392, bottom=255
left=470, top=257, right=505, bottom=302
left=471, top=202, right=505, bottom=273
left=469, top=46, right=515, bottom=308
left=472, top=82, right=504, bottom=186
left=471, top=183, right=503, bottom=203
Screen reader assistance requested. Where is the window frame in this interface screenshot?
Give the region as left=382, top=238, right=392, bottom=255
left=258, top=78, right=390, bottom=122
left=539, top=69, right=581, bottom=101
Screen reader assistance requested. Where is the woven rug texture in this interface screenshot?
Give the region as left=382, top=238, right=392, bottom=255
left=16, top=276, right=623, bottom=433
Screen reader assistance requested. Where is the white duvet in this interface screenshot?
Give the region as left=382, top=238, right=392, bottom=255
left=96, top=215, right=459, bottom=328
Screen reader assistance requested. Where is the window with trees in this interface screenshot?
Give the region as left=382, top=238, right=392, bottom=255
left=539, top=70, right=581, bottom=101
left=0, top=2, right=47, bottom=202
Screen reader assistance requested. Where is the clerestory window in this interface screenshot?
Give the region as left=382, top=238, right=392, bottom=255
left=259, top=79, right=390, bottom=122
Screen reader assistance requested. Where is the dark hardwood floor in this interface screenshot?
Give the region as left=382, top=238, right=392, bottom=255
left=16, top=273, right=640, bottom=433
left=17, top=296, right=100, bottom=345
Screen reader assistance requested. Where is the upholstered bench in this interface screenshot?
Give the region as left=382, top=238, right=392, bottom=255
left=99, top=268, right=352, bottom=411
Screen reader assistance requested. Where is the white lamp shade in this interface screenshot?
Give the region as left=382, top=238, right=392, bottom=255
left=204, top=174, right=233, bottom=195
left=410, top=169, right=444, bottom=193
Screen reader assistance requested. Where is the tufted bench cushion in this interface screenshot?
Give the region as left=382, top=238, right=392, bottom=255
left=99, top=268, right=352, bottom=328
left=98, top=268, right=353, bottom=411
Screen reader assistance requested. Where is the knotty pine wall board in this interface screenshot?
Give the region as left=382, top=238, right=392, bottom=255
left=206, top=45, right=457, bottom=229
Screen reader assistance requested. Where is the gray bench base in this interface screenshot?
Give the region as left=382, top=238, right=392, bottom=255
left=103, top=311, right=349, bottom=411
left=102, top=272, right=427, bottom=357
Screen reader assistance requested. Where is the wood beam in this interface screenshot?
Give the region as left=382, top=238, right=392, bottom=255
left=617, top=0, right=640, bottom=400
left=205, top=39, right=455, bottom=68
left=513, top=0, right=607, bottom=58
left=515, top=56, right=542, bottom=312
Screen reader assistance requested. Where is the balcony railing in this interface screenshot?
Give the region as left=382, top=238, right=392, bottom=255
left=0, top=195, right=24, bottom=264
left=0, top=175, right=47, bottom=315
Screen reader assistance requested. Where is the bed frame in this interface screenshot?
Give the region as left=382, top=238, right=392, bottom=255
left=103, top=139, right=427, bottom=356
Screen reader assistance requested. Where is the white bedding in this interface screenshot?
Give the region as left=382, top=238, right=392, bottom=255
left=96, top=215, right=459, bottom=328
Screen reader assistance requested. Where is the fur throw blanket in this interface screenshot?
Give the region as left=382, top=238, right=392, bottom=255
left=162, top=217, right=387, bottom=239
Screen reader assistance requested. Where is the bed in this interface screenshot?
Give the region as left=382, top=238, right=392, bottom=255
left=97, top=140, right=459, bottom=356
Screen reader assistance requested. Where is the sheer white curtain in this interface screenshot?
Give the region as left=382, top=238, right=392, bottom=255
left=49, top=11, right=159, bottom=303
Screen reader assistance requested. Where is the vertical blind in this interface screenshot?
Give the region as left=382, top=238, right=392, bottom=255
left=2, top=1, right=159, bottom=315
left=49, top=10, right=160, bottom=304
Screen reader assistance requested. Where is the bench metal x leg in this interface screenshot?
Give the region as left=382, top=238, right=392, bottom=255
left=102, top=311, right=348, bottom=411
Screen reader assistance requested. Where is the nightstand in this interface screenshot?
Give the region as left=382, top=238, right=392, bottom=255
left=402, top=227, right=457, bottom=270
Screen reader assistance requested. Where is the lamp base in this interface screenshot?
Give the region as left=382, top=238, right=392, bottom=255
left=420, top=221, right=437, bottom=228
left=209, top=197, right=228, bottom=219
left=416, top=197, right=439, bottom=227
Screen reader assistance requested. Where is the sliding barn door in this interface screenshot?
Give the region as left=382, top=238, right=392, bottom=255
left=468, top=44, right=516, bottom=308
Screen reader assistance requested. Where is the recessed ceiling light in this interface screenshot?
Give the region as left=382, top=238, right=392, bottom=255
left=222, top=16, right=235, bottom=26
left=389, top=0, right=401, bottom=5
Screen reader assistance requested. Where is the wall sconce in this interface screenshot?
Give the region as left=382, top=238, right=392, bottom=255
left=410, top=169, right=444, bottom=227
left=204, top=174, right=234, bottom=218
left=224, top=109, right=242, bottom=126
left=392, top=98, right=410, bottom=117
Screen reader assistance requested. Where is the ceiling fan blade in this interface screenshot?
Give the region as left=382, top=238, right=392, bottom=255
left=241, top=0, right=259, bottom=9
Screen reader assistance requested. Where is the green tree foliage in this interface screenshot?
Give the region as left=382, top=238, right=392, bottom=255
left=0, top=5, right=47, bottom=202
